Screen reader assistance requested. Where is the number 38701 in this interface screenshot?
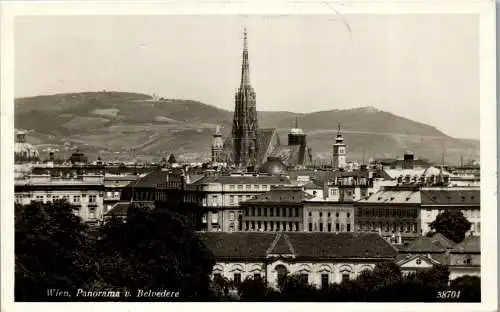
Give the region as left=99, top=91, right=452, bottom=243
left=437, top=290, right=461, bottom=299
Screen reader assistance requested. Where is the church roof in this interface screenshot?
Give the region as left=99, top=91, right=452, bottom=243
left=197, top=232, right=398, bottom=261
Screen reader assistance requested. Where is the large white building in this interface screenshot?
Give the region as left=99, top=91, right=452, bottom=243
left=15, top=173, right=105, bottom=224
left=192, top=173, right=291, bottom=232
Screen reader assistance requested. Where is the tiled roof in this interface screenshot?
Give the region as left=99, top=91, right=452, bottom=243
left=267, top=234, right=295, bottom=255
left=198, top=232, right=398, bottom=260
left=105, top=202, right=130, bottom=217
left=270, top=145, right=303, bottom=167
left=451, top=236, right=480, bottom=253
left=357, top=188, right=421, bottom=204
left=257, top=128, right=280, bottom=164
left=401, top=234, right=455, bottom=253
left=194, top=174, right=291, bottom=185
left=241, top=188, right=314, bottom=204
left=420, top=189, right=480, bottom=206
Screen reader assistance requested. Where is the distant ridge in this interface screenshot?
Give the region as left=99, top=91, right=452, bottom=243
left=15, top=91, right=479, bottom=164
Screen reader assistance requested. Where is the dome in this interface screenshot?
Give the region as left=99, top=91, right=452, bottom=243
left=15, top=131, right=39, bottom=163
left=422, top=166, right=441, bottom=177
left=258, top=157, right=287, bottom=175
left=289, top=128, right=304, bottom=135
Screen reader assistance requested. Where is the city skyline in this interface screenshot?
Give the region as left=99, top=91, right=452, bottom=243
left=16, top=15, right=479, bottom=140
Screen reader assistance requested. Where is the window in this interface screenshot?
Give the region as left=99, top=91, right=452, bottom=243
left=270, top=207, right=274, bottom=217
left=328, top=223, right=332, bottom=232
left=89, top=195, right=97, bottom=203
left=254, top=273, right=261, bottom=280
left=346, top=224, right=351, bottom=232
left=230, top=195, right=235, bottom=204
left=238, top=185, right=243, bottom=190
left=416, top=259, right=422, bottom=265
left=309, top=223, right=313, bottom=231
left=269, top=222, right=274, bottom=231
left=319, top=212, right=323, bottom=217
left=264, top=208, right=268, bottom=217
left=245, top=221, right=249, bottom=230
left=211, top=213, right=218, bottom=224
left=253, top=184, right=259, bottom=189
left=319, top=223, right=323, bottom=232
left=258, top=207, right=261, bottom=216
left=328, top=212, right=331, bottom=217
left=251, top=207, right=256, bottom=216
left=238, top=195, right=243, bottom=203
left=213, top=273, right=221, bottom=280
left=336, top=223, right=340, bottom=232
left=295, top=207, right=299, bottom=217
left=246, top=185, right=251, bottom=190
left=295, top=222, right=299, bottom=231
left=308, top=212, right=312, bottom=217
left=342, top=274, right=350, bottom=283
left=229, top=212, right=235, bottom=221
left=230, top=184, right=235, bottom=190
left=336, top=212, right=339, bottom=218
left=289, top=222, right=293, bottom=231
left=277, top=208, right=281, bottom=217
left=89, top=207, right=96, bottom=219
left=347, top=212, right=350, bottom=218
left=257, top=221, right=262, bottom=230
left=321, top=274, right=329, bottom=289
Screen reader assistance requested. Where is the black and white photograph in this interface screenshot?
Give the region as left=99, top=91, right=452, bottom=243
left=1, top=1, right=497, bottom=311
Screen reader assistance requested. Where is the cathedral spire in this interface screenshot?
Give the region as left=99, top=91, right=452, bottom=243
left=240, top=26, right=251, bottom=87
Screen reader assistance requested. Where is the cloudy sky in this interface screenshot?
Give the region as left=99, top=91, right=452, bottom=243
left=15, top=15, right=479, bottom=139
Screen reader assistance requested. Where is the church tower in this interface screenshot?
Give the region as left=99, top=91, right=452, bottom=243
left=211, top=125, right=224, bottom=163
left=332, top=124, right=347, bottom=169
left=231, top=27, right=258, bottom=170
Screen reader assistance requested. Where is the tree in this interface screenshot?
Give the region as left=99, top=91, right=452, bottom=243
left=449, top=276, right=481, bottom=302
left=167, top=154, right=176, bottom=164
left=15, top=200, right=97, bottom=301
left=238, top=276, right=278, bottom=301
left=94, top=205, right=215, bottom=301
left=429, top=209, right=471, bottom=243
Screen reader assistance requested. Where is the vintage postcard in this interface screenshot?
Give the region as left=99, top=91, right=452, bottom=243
left=1, top=1, right=497, bottom=312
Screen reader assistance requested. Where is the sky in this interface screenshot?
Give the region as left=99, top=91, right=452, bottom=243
left=15, top=15, right=479, bottom=139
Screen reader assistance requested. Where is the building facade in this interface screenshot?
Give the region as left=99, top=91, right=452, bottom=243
left=239, top=185, right=311, bottom=232
left=420, top=187, right=480, bottom=236
left=200, top=232, right=398, bottom=289
left=211, top=125, right=224, bottom=163
left=193, top=174, right=292, bottom=232
left=15, top=173, right=105, bottom=225
left=354, top=185, right=421, bottom=243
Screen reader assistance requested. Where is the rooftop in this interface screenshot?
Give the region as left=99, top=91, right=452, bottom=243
left=198, top=232, right=398, bottom=260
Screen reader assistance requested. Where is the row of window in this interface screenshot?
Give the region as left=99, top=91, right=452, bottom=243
left=358, top=222, right=418, bottom=233
left=308, top=222, right=351, bottom=232
left=357, top=207, right=418, bottom=218
left=244, top=206, right=300, bottom=218
left=228, top=184, right=269, bottom=191
left=15, top=194, right=98, bottom=202
left=308, top=211, right=351, bottom=218
left=245, top=221, right=300, bottom=232
left=213, top=273, right=349, bottom=289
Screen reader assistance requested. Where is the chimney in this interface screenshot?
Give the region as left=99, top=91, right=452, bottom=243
left=403, top=152, right=414, bottom=169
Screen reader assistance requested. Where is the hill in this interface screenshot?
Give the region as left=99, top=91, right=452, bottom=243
left=14, top=91, right=479, bottom=164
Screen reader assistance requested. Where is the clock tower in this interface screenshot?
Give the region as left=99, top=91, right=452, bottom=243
left=332, top=124, right=347, bottom=169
